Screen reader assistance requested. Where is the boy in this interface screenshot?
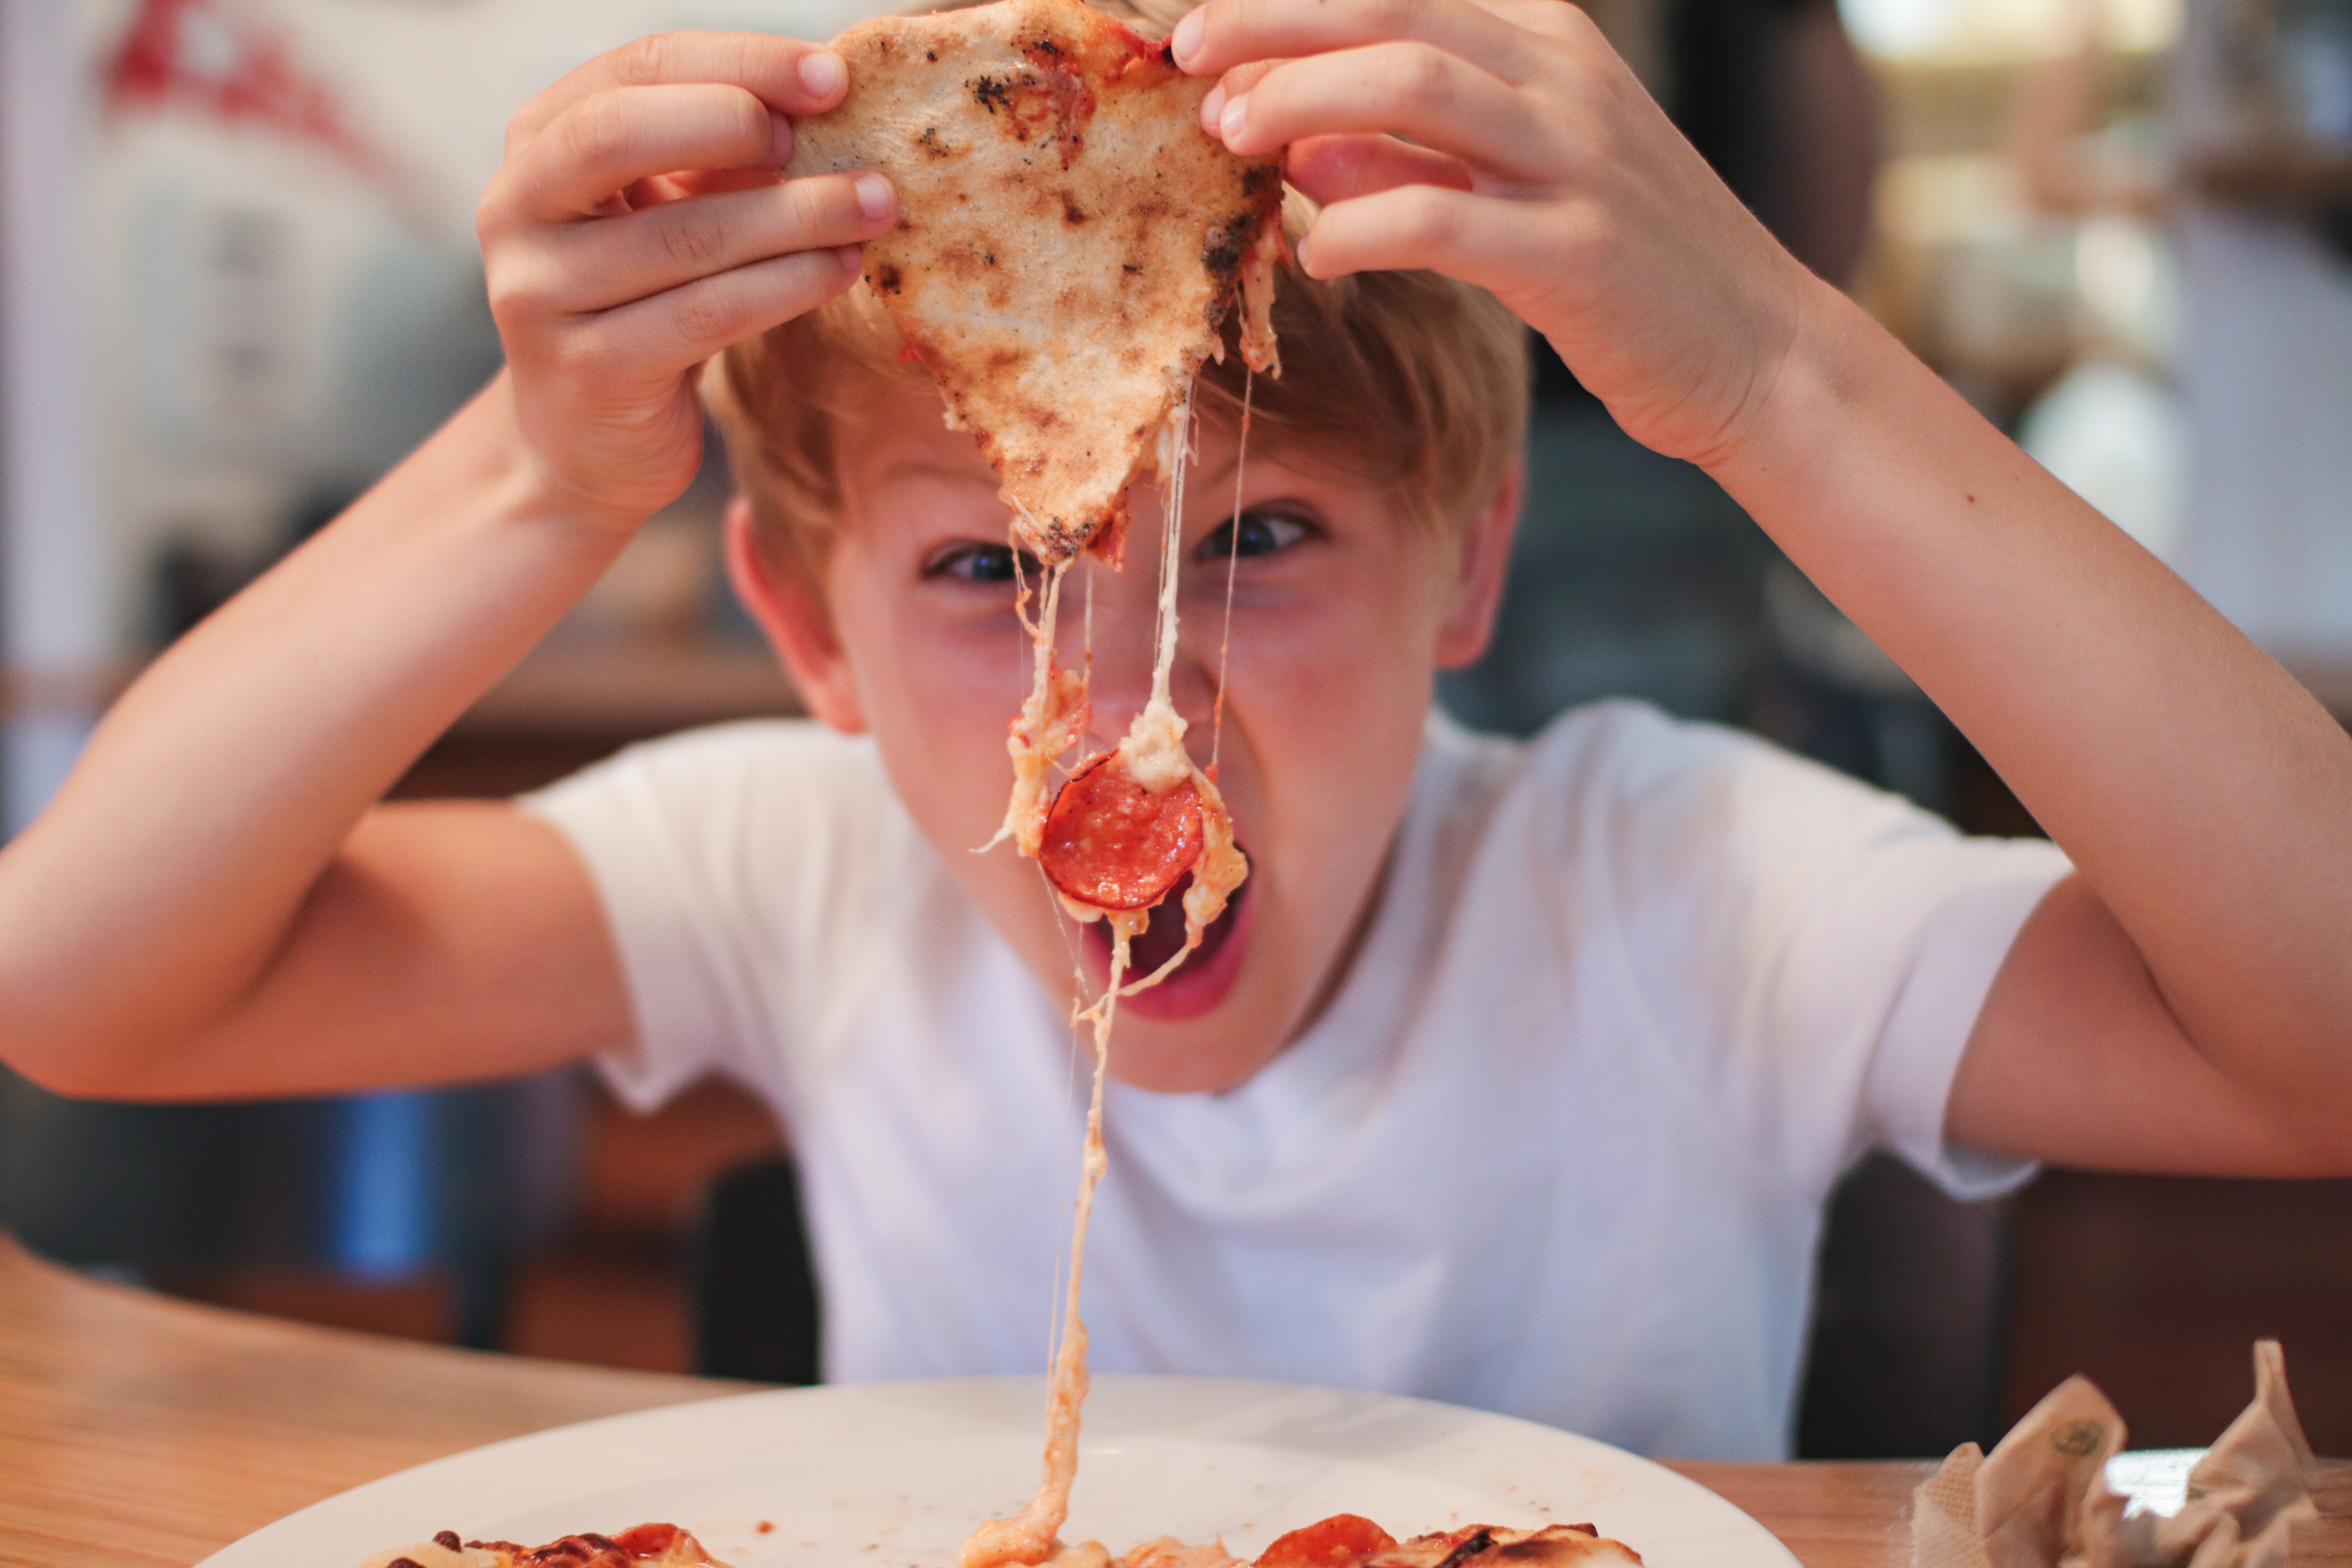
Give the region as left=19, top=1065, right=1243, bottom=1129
left=2, top=0, right=2348, bottom=1464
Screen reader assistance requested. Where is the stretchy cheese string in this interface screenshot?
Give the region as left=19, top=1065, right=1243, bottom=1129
left=1117, top=381, right=1249, bottom=1000
left=1209, top=368, right=1253, bottom=776
left=958, top=933, right=1129, bottom=1568
left=979, top=551, right=1077, bottom=858
left=1109, top=388, right=1196, bottom=795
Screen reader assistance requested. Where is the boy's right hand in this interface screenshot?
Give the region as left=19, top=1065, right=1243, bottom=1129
left=478, top=33, right=897, bottom=532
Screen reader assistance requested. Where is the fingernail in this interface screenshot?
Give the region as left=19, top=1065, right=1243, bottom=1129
left=1218, top=92, right=1248, bottom=143
left=800, top=49, right=844, bottom=97
left=1170, top=9, right=1203, bottom=66
left=771, top=113, right=793, bottom=163
left=853, top=171, right=894, bottom=222
left=1201, top=83, right=1225, bottom=129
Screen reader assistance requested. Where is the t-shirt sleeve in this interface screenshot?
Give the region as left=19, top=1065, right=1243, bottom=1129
left=1564, top=704, right=2072, bottom=1203
left=515, top=720, right=903, bottom=1122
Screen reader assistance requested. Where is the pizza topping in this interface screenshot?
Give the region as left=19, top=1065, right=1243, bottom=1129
left=988, top=563, right=1089, bottom=859
left=1257, top=1516, right=1399, bottom=1568
left=438, top=1534, right=466, bottom=1553
left=1040, top=753, right=1204, bottom=909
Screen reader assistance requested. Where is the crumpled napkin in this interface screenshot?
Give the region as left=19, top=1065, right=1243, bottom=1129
left=1912, top=1341, right=2319, bottom=1568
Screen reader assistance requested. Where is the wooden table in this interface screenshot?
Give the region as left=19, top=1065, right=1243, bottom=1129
left=2, top=1238, right=2343, bottom=1568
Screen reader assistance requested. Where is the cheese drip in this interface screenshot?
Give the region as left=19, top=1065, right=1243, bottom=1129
left=956, top=920, right=1142, bottom=1568
left=966, top=380, right=1258, bottom=1568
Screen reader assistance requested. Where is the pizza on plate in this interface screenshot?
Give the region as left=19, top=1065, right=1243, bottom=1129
left=357, top=1515, right=1642, bottom=1568
left=357, top=1523, right=729, bottom=1568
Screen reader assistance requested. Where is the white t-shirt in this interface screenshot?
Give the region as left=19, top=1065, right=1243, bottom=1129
left=523, top=702, right=2069, bottom=1461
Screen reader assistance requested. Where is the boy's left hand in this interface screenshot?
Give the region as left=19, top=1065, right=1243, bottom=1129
left=1173, top=0, right=1822, bottom=472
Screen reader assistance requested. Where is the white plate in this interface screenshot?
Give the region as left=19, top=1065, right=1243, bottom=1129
left=198, top=1376, right=1798, bottom=1568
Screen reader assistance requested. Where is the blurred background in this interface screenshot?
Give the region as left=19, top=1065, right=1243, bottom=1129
left=2, top=0, right=2349, bottom=1457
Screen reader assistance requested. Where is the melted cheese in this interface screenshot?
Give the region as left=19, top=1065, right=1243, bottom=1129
left=957, top=931, right=1134, bottom=1568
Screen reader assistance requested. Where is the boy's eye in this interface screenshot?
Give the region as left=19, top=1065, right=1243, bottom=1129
left=1196, top=508, right=1314, bottom=563
left=923, top=541, right=1044, bottom=583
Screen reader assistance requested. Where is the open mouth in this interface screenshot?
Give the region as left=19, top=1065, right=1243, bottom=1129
left=1080, top=862, right=1252, bottom=1022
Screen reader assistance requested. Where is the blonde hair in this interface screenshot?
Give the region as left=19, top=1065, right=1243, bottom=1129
left=705, top=7, right=1529, bottom=581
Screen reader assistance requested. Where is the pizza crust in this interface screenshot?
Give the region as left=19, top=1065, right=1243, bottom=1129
left=788, top=0, right=1283, bottom=564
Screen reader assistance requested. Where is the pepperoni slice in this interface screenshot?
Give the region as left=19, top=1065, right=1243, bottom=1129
left=1256, top=1515, right=1400, bottom=1568
left=1039, top=751, right=1204, bottom=910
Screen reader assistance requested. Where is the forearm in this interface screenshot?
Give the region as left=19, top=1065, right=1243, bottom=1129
left=1713, top=284, right=2352, bottom=1120
left=0, top=373, right=631, bottom=1089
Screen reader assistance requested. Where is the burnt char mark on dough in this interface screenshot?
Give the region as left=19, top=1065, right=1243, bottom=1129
left=1431, top=1530, right=1499, bottom=1568
left=435, top=1533, right=464, bottom=1553
left=873, top=262, right=903, bottom=294
left=918, top=124, right=949, bottom=156
left=926, top=47, right=937, bottom=60
left=973, top=73, right=1012, bottom=113
left=1062, top=193, right=1086, bottom=224
left=1201, top=211, right=1255, bottom=282
left=387, top=1559, right=424, bottom=1568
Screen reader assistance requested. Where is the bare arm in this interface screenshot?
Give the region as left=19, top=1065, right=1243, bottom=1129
left=1718, top=286, right=2352, bottom=1174
left=1178, top=0, right=2352, bottom=1174
left=0, top=32, right=893, bottom=1101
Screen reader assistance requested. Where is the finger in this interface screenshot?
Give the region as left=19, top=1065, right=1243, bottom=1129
left=1285, top=133, right=1475, bottom=203
left=580, top=246, right=865, bottom=382
left=1215, top=44, right=1552, bottom=181
left=1172, top=0, right=1538, bottom=83
left=520, top=172, right=894, bottom=315
left=1198, top=58, right=1285, bottom=131
left=1292, top=183, right=1537, bottom=290
left=508, top=31, right=848, bottom=146
left=651, top=167, right=792, bottom=201
left=621, top=167, right=784, bottom=209
left=497, top=83, right=790, bottom=225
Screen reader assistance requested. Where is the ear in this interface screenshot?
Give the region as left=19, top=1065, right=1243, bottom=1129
left=1433, top=455, right=1524, bottom=671
left=723, top=496, right=869, bottom=734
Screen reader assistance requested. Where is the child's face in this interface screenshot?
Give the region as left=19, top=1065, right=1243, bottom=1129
left=734, top=379, right=1515, bottom=1094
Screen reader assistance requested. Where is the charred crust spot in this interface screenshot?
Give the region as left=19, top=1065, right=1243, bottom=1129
left=973, top=74, right=1011, bottom=112
left=1121, top=262, right=1142, bottom=274
left=874, top=262, right=904, bottom=293
left=1433, top=1530, right=1497, bottom=1568
left=926, top=47, right=937, bottom=60
left=434, top=1533, right=464, bottom=1552
left=985, top=251, right=997, bottom=265
left=1201, top=218, right=1251, bottom=281
left=1025, top=34, right=1067, bottom=56
left=1243, top=162, right=1279, bottom=196
left=387, top=1559, right=425, bottom=1568
left=1062, top=194, right=1086, bottom=224
left=918, top=125, right=949, bottom=156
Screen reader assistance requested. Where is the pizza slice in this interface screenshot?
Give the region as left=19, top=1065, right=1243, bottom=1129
left=787, top=0, right=1283, bottom=567
left=358, top=1523, right=731, bottom=1568
left=799, top=0, right=1270, bottom=972
left=1255, top=1517, right=1644, bottom=1568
